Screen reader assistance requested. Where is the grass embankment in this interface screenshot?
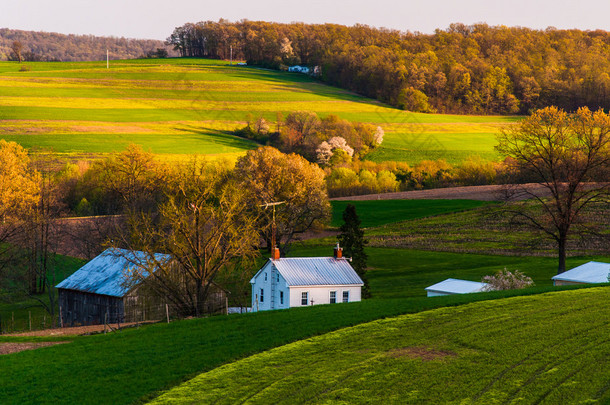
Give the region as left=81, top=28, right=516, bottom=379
left=364, top=202, right=610, bottom=257
left=151, top=286, right=610, bottom=404
left=329, top=199, right=494, bottom=228
left=289, top=246, right=609, bottom=299
left=0, top=283, right=594, bottom=405
left=0, top=58, right=517, bottom=164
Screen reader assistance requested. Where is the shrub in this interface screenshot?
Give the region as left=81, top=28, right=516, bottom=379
left=482, top=269, right=535, bottom=291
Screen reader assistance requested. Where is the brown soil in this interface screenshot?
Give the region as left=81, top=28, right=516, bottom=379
left=331, top=184, right=551, bottom=202
left=0, top=341, right=70, bottom=355
left=386, top=346, right=456, bottom=361
left=7, top=321, right=156, bottom=337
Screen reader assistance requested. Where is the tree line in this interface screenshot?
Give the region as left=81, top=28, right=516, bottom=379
left=0, top=143, right=331, bottom=317
left=0, top=28, right=174, bottom=62
left=168, top=20, right=610, bottom=114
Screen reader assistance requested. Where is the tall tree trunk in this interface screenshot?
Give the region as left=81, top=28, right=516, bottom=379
left=557, top=234, right=567, bottom=274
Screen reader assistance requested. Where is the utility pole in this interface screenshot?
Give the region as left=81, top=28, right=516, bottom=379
left=260, top=201, right=286, bottom=250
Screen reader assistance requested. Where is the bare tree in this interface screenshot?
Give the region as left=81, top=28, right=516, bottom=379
left=497, top=106, right=610, bottom=274
left=120, top=158, right=260, bottom=317
left=10, top=41, right=23, bottom=63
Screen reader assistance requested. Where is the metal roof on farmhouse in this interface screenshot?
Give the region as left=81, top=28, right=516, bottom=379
left=551, top=261, right=610, bottom=284
left=251, top=257, right=364, bottom=287
left=55, top=248, right=171, bottom=297
left=425, top=278, right=488, bottom=294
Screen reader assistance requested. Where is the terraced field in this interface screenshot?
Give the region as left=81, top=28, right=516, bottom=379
left=0, top=58, right=518, bottom=164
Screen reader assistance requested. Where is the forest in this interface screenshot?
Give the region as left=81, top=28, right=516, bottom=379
left=168, top=20, right=610, bottom=114
left=0, top=28, right=174, bottom=62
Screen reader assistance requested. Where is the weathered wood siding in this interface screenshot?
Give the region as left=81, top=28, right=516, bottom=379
left=58, top=288, right=124, bottom=326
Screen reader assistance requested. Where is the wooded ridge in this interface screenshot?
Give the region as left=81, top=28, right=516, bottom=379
left=168, top=20, right=610, bottom=114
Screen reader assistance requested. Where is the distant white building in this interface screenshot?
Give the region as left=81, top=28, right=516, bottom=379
left=551, top=261, right=610, bottom=286
left=425, top=278, right=488, bottom=297
left=288, top=65, right=310, bottom=74
left=250, top=245, right=363, bottom=311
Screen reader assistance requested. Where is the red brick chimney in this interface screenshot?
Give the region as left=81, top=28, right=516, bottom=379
left=271, top=247, right=280, bottom=260
left=334, top=243, right=343, bottom=259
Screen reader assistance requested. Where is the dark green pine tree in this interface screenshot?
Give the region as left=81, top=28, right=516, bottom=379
left=338, top=204, right=370, bottom=298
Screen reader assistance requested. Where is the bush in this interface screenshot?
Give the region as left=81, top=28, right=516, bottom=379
left=482, top=269, right=535, bottom=291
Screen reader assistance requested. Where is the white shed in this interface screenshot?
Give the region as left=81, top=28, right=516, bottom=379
left=288, top=65, right=310, bottom=74
left=250, top=246, right=363, bottom=311
left=425, top=278, right=488, bottom=297
left=551, top=261, right=610, bottom=286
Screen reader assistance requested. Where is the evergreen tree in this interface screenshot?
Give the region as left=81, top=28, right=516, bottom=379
left=338, top=204, right=370, bottom=298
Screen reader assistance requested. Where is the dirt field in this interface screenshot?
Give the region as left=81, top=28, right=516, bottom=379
left=330, top=184, right=550, bottom=201
left=0, top=341, right=70, bottom=355
left=6, top=321, right=157, bottom=337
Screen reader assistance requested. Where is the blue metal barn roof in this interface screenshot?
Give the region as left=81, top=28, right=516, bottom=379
left=251, top=257, right=364, bottom=287
left=56, top=248, right=170, bottom=297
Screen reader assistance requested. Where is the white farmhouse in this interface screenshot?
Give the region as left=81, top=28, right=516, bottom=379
left=250, top=245, right=363, bottom=311
left=551, top=261, right=610, bottom=286
left=425, top=278, right=488, bottom=297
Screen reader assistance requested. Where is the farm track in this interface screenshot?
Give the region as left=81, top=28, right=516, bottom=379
left=330, top=183, right=551, bottom=202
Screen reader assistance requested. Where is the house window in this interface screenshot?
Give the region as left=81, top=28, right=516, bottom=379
left=277, top=273, right=279, bottom=282
left=280, top=291, right=284, bottom=305
left=264, top=273, right=267, bottom=282
left=330, top=291, right=337, bottom=304
left=260, top=288, right=264, bottom=303
left=342, top=291, right=349, bottom=303
left=301, top=292, right=308, bottom=306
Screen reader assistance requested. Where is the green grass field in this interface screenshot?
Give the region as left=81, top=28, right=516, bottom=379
left=330, top=199, right=495, bottom=228
left=0, top=58, right=519, bottom=164
left=151, top=287, right=610, bottom=404
left=0, top=283, right=594, bottom=405
left=1, top=197, right=608, bottom=403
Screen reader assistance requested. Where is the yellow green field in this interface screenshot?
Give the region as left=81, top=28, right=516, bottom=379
left=0, top=58, right=519, bottom=163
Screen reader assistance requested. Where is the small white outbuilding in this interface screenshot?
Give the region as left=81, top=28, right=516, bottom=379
left=288, top=65, right=310, bottom=74
left=425, top=278, right=488, bottom=297
left=551, top=261, right=610, bottom=286
left=250, top=245, right=363, bottom=311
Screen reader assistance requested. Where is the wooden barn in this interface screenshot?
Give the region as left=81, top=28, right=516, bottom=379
left=56, top=248, right=227, bottom=326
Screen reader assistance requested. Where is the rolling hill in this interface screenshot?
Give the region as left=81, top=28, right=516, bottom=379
left=0, top=58, right=516, bottom=164
left=151, top=287, right=610, bottom=404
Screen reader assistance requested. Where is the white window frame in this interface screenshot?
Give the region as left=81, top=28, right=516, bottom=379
left=301, top=291, right=308, bottom=306
left=330, top=291, right=337, bottom=304
left=342, top=290, right=349, bottom=303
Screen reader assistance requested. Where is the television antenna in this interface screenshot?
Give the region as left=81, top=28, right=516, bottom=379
left=260, top=201, right=286, bottom=250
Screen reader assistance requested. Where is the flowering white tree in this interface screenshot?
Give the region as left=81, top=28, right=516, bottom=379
left=373, top=126, right=384, bottom=145
left=316, top=137, right=354, bottom=166
left=316, top=141, right=333, bottom=166
left=328, top=137, right=354, bottom=156
left=482, top=269, right=534, bottom=291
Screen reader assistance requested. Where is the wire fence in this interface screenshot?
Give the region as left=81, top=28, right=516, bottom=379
left=0, top=292, right=230, bottom=334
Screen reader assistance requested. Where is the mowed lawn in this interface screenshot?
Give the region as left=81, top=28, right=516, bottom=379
left=0, top=58, right=519, bottom=164
left=151, top=287, right=610, bottom=404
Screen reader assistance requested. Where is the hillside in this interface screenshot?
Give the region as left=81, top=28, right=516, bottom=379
left=0, top=283, right=593, bottom=404
left=0, top=28, right=173, bottom=61
left=151, top=287, right=610, bottom=404
left=0, top=58, right=514, bottom=164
